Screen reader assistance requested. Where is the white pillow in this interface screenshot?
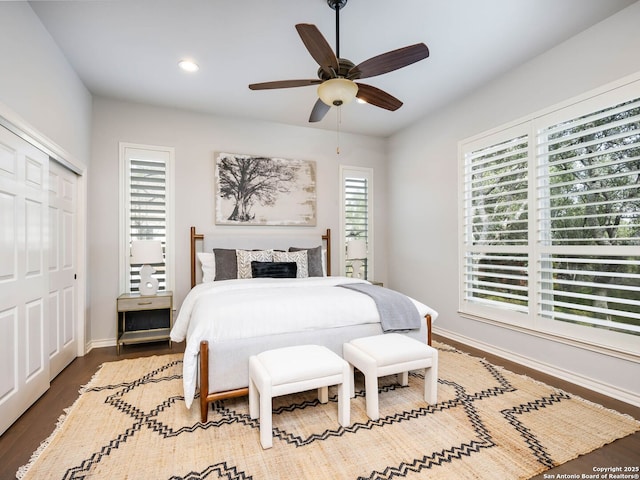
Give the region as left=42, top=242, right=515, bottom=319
left=273, top=250, right=309, bottom=278
left=236, top=249, right=273, bottom=279
left=197, top=252, right=216, bottom=283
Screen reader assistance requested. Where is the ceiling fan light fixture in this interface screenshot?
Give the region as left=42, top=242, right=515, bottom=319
left=317, top=78, right=358, bottom=107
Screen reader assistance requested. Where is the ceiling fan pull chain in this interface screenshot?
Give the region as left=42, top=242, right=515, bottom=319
left=336, top=106, right=342, bottom=154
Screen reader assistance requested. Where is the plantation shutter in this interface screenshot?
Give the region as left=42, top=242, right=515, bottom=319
left=345, top=177, right=369, bottom=240
left=462, top=131, right=530, bottom=314
left=343, top=171, right=371, bottom=278
left=121, top=145, right=173, bottom=294
left=536, top=97, right=640, bottom=335
left=129, top=156, right=166, bottom=291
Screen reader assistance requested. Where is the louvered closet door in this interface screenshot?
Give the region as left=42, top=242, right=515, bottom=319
left=0, top=125, right=50, bottom=436
left=48, top=160, right=77, bottom=379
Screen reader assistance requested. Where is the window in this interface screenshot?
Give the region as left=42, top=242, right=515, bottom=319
left=119, top=143, right=175, bottom=293
left=340, top=166, right=373, bottom=279
left=460, top=79, right=640, bottom=355
left=462, top=127, right=530, bottom=316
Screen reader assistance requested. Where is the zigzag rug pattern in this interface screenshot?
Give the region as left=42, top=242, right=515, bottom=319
left=17, top=343, right=640, bottom=480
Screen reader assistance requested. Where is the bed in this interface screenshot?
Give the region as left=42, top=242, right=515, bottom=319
left=171, top=227, right=438, bottom=422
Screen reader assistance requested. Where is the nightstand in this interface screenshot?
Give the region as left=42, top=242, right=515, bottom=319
left=370, top=280, right=383, bottom=287
left=116, top=291, right=173, bottom=354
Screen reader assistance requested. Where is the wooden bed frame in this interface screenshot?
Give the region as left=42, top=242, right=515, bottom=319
left=188, top=226, right=432, bottom=422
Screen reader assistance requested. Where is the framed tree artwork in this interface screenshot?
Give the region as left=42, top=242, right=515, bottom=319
left=214, top=152, right=317, bottom=226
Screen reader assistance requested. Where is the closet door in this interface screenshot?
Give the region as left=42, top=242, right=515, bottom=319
left=0, top=125, right=50, bottom=435
left=48, top=160, right=77, bottom=379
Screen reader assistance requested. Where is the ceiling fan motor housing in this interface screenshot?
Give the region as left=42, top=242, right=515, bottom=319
left=317, top=59, right=358, bottom=107
left=317, top=58, right=356, bottom=81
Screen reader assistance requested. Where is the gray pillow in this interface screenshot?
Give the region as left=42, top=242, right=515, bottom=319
left=213, top=248, right=237, bottom=281
left=289, top=245, right=323, bottom=277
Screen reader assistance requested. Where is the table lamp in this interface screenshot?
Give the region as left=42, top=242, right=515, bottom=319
left=130, top=240, right=164, bottom=295
left=346, top=239, right=367, bottom=279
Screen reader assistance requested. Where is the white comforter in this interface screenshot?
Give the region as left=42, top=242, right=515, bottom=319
left=171, top=276, right=438, bottom=408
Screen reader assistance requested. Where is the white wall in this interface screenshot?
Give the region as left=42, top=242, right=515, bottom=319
left=0, top=2, right=92, bottom=347
left=89, top=97, right=388, bottom=346
left=0, top=2, right=92, bottom=164
left=387, top=2, right=640, bottom=404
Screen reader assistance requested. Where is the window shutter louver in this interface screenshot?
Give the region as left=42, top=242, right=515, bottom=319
left=124, top=150, right=171, bottom=293
left=462, top=134, right=530, bottom=313
left=343, top=172, right=371, bottom=278
left=536, top=97, right=640, bottom=335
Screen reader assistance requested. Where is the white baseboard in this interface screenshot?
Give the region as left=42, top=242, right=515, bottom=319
left=434, top=326, right=640, bottom=408
left=87, top=338, right=116, bottom=352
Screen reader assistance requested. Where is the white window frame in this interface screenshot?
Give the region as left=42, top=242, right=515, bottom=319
left=340, top=165, right=374, bottom=279
left=119, top=142, right=175, bottom=294
left=459, top=75, right=640, bottom=358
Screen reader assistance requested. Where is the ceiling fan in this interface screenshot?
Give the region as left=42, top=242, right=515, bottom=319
left=248, top=0, right=430, bottom=123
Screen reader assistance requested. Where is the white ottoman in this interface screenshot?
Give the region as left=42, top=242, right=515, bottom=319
left=343, top=333, right=438, bottom=420
left=249, top=345, right=350, bottom=449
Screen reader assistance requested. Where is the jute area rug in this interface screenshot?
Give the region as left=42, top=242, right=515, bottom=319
left=18, top=342, right=640, bottom=480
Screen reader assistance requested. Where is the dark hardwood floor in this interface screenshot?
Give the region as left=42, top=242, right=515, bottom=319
left=0, top=335, right=637, bottom=479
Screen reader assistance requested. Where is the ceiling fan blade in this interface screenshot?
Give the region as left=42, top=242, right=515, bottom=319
left=309, top=98, right=331, bottom=122
left=295, top=23, right=339, bottom=77
left=355, top=83, right=403, bottom=111
left=249, top=79, right=322, bottom=90
left=349, top=43, right=429, bottom=80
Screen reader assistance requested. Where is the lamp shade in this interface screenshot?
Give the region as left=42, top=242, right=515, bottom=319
left=346, top=239, right=367, bottom=260
left=317, top=78, right=358, bottom=107
left=130, top=240, right=164, bottom=265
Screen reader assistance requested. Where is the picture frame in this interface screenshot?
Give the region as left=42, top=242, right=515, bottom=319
left=214, top=152, right=317, bottom=226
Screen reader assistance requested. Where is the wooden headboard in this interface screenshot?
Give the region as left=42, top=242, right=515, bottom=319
left=190, top=227, right=332, bottom=288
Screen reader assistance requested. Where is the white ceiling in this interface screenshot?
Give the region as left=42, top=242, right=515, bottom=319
left=29, top=0, right=636, bottom=137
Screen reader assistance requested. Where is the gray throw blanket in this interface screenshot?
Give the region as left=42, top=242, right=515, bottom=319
left=338, top=283, right=422, bottom=332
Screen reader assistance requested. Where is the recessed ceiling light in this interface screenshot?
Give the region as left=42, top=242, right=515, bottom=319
left=178, top=60, right=199, bottom=72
